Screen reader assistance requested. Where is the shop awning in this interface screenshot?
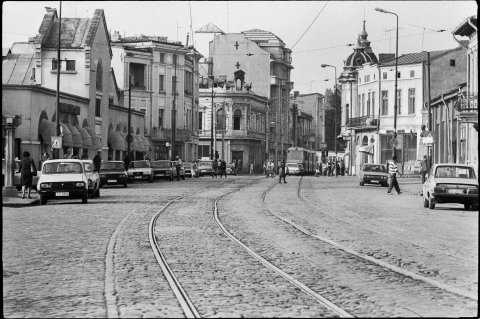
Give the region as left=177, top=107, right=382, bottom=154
left=76, top=125, right=92, bottom=149
left=358, top=145, right=374, bottom=154
left=142, top=136, right=150, bottom=151
left=60, top=123, right=73, bottom=147
left=84, top=126, right=102, bottom=150
left=134, top=135, right=145, bottom=152
left=39, top=119, right=56, bottom=145
left=67, top=124, right=83, bottom=148
left=108, top=130, right=126, bottom=151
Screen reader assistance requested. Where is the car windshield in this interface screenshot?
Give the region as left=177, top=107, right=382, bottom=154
left=363, top=165, right=386, bottom=172
left=435, top=166, right=476, bottom=179
left=286, top=164, right=298, bottom=168
left=151, top=161, right=170, bottom=168
left=43, top=162, right=83, bottom=174
left=129, top=161, right=149, bottom=168
left=198, top=162, right=212, bottom=168
left=83, top=162, right=93, bottom=172
left=184, top=163, right=192, bottom=168
left=100, top=162, right=125, bottom=170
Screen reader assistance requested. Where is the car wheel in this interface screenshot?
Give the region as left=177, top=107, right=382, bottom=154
left=423, top=196, right=428, bottom=208
left=40, top=194, right=47, bottom=205
left=428, top=195, right=435, bottom=209
left=464, top=203, right=471, bottom=210
left=149, top=175, right=153, bottom=183
left=82, top=191, right=88, bottom=204
left=359, top=181, right=364, bottom=186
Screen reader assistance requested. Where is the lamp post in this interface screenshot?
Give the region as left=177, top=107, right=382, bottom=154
left=209, top=75, right=215, bottom=160
left=321, top=64, right=338, bottom=176
left=127, top=75, right=132, bottom=166
left=375, top=7, right=399, bottom=159
left=54, top=1, right=62, bottom=159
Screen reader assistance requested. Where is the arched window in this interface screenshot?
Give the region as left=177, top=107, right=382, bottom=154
left=362, top=136, right=369, bottom=145
left=96, top=60, right=103, bottom=91
left=233, top=109, right=242, bottom=130
left=216, top=109, right=226, bottom=130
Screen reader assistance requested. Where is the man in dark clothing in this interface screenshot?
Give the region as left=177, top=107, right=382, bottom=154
left=421, top=155, right=430, bottom=183
left=93, top=151, right=102, bottom=172
left=212, top=160, right=218, bottom=178
left=340, top=159, right=345, bottom=176
left=175, top=156, right=182, bottom=181
left=279, top=160, right=287, bottom=183
left=220, top=160, right=227, bottom=178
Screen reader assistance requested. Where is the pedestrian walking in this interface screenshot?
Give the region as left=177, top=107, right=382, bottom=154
left=93, top=150, right=102, bottom=172
left=421, top=155, right=430, bottom=183
left=279, top=160, right=287, bottom=183
left=263, top=161, right=267, bottom=175
left=340, top=159, right=345, bottom=176
left=231, top=160, right=236, bottom=175
left=18, top=151, right=37, bottom=199
left=387, top=155, right=402, bottom=195
left=212, top=160, right=218, bottom=178
left=220, top=160, right=227, bottom=178
left=250, top=162, right=254, bottom=175
left=327, top=161, right=332, bottom=176
left=175, top=156, right=182, bottom=181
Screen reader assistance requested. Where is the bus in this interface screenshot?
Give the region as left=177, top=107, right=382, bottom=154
left=286, top=147, right=318, bottom=175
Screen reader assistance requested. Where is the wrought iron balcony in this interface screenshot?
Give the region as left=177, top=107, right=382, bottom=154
left=346, top=116, right=377, bottom=129
left=150, top=128, right=192, bottom=141
left=455, top=93, right=478, bottom=125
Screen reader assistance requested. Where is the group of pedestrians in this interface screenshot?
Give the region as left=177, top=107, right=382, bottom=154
left=320, top=159, right=346, bottom=176
left=211, top=159, right=228, bottom=178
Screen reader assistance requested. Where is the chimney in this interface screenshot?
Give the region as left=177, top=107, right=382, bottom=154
left=112, top=30, right=121, bottom=42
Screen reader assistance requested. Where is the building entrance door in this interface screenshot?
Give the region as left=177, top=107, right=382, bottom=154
left=232, top=151, right=243, bottom=174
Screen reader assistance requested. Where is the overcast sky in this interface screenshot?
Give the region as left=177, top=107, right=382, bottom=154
left=2, top=1, right=477, bottom=95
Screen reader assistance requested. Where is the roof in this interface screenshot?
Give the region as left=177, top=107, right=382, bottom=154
left=2, top=53, right=35, bottom=85
left=196, top=22, right=225, bottom=34
left=2, top=48, right=11, bottom=57
left=380, top=48, right=461, bottom=67
left=242, top=29, right=285, bottom=45
left=452, top=16, right=477, bottom=36
left=10, top=42, right=35, bottom=54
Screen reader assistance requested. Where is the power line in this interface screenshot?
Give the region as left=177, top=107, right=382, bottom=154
left=291, top=1, right=329, bottom=49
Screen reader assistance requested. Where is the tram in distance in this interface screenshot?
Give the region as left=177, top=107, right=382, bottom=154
left=286, top=147, right=318, bottom=175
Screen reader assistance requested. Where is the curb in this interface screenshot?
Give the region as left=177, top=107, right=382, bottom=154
left=3, top=198, right=40, bottom=207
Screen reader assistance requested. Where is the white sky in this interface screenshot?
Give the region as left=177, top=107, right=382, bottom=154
left=2, top=1, right=478, bottom=95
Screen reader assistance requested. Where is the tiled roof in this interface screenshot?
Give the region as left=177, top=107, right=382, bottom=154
left=242, top=29, right=285, bottom=45
left=43, top=18, right=91, bottom=48
left=2, top=53, right=35, bottom=85
left=11, top=42, right=35, bottom=54
left=380, top=48, right=458, bottom=67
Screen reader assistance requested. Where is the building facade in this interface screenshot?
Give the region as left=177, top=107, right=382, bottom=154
left=111, top=33, right=203, bottom=162
left=290, top=92, right=325, bottom=150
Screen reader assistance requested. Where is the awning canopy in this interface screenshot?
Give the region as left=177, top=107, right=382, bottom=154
left=134, top=135, right=145, bottom=152
left=60, top=123, right=73, bottom=147
left=76, top=125, right=92, bottom=149
left=84, top=126, right=102, bottom=150
left=39, top=119, right=56, bottom=145
left=358, top=144, right=374, bottom=154
left=67, top=124, right=83, bottom=148
left=142, top=136, right=150, bottom=151
left=108, top=130, right=126, bottom=151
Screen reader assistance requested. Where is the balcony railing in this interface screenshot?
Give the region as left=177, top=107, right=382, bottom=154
left=456, top=93, right=478, bottom=112
left=150, top=128, right=192, bottom=141
left=346, top=116, right=377, bottom=128
left=197, top=129, right=265, bottom=140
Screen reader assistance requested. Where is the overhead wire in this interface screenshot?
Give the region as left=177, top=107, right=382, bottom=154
left=291, top=1, right=329, bottom=50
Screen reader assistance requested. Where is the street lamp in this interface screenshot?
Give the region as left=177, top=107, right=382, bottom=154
left=321, top=64, right=338, bottom=176
left=375, top=7, right=399, bottom=159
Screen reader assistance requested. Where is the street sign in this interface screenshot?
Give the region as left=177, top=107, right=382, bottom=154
left=390, top=138, right=399, bottom=148
left=422, top=133, right=434, bottom=145
left=51, top=136, right=62, bottom=149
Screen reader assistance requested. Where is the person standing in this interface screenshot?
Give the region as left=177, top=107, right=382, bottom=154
left=39, top=152, right=49, bottom=170
left=175, top=156, right=182, bottom=181
left=387, top=155, right=402, bottom=195
left=18, top=151, right=37, bottom=199
left=421, top=155, right=430, bottom=183
left=231, top=160, right=236, bottom=176
left=340, top=159, right=345, bottom=176
left=93, top=150, right=102, bottom=173
left=220, top=160, right=227, bottom=178
left=212, top=160, right=218, bottom=178
left=279, top=160, right=287, bottom=183
left=250, top=162, right=254, bottom=175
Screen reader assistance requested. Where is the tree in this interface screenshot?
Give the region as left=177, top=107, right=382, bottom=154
left=324, top=85, right=342, bottom=153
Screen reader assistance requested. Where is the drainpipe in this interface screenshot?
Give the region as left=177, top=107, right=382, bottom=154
left=441, top=94, right=452, bottom=163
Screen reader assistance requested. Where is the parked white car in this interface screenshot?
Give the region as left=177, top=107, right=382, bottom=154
left=423, top=163, right=478, bottom=210
left=82, top=159, right=100, bottom=198
left=37, top=159, right=89, bottom=205
left=286, top=162, right=304, bottom=175
left=127, top=160, right=154, bottom=183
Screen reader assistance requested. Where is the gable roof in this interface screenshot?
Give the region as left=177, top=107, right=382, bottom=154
left=242, top=29, right=285, bottom=46
left=380, top=47, right=463, bottom=67
left=2, top=53, right=35, bottom=85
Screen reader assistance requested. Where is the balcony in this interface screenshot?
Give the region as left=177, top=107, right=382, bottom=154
left=197, top=129, right=265, bottom=140
left=346, top=116, right=377, bottom=130
left=150, top=128, right=192, bottom=141
left=455, top=93, right=478, bottom=125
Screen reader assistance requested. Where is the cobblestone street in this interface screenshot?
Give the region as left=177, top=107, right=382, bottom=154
left=2, top=175, right=477, bottom=317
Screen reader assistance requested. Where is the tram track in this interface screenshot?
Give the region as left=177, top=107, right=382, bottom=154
left=260, top=176, right=477, bottom=303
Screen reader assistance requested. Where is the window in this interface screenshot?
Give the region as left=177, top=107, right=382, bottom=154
left=383, top=72, right=387, bottom=79
left=372, top=92, right=375, bottom=116
left=365, top=75, right=370, bottom=82
left=397, top=71, right=401, bottom=79
left=52, top=59, right=59, bottom=71
left=450, top=59, right=455, bottom=66
left=173, top=54, right=177, bottom=65
left=160, top=53, right=165, bottom=63
left=158, top=109, right=164, bottom=128
left=362, top=93, right=365, bottom=116
left=345, top=104, right=349, bottom=122
left=66, top=60, right=76, bottom=71
left=31, top=67, right=35, bottom=81
left=109, top=96, right=114, bottom=105
left=408, top=88, right=415, bottom=114
left=367, top=92, right=371, bottom=116
left=381, top=90, right=388, bottom=115
left=130, top=63, right=145, bottom=89
left=396, top=89, right=401, bottom=115
left=198, top=112, right=203, bottom=130
left=95, top=98, right=101, bottom=117
left=159, top=74, right=165, bottom=92
left=410, top=70, right=415, bottom=78
left=233, top=109, right=241, bottom=130
left=96, top=60, right=102, bottom=91
left=172, top=75, right=177, bottom=94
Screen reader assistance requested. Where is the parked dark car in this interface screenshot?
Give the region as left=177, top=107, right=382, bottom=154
left=99, top=161, right=128, bottom=187
left=150, top=160, right=173, bottom=180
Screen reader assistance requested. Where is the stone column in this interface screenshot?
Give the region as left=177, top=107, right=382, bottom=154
left=2, top=115, right=22, bottom=197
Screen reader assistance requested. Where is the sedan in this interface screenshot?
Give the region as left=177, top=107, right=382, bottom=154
left=359, top=163, right=389, bottom=187
left=127, top=160, right=153, bottom=183
left=37, top=159, right=89, bottom=205
left=150, top=160, right=172, bottom=180
left=99, top=161, right=128, bottom=187
left=286, top=163, right=304, bottom=175
left=423, top=163, right=478, bottom=210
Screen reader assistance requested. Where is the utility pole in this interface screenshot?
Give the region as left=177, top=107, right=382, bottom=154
left=127, top=75, right=132, bottom=165
left=54, top=1, right=62, bottom=159
left=210, top=76, right=214, bottom=160
left=172, top=49, right=178, bottom=161
left=427, top=51, right=432, bottom=167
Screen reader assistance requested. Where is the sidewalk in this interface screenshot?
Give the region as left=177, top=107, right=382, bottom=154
left=3, top=193, right=40, bottom=207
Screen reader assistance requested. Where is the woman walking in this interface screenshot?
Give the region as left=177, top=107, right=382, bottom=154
left=18, top=151, right=37, bottom=199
